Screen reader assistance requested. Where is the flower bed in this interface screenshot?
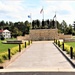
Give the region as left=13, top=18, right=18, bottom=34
left=0, top=41, right=31, bottom=63
left=54, top=39, right=75, bottom=59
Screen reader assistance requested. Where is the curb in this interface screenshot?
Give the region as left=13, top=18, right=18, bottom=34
left=53, top=43, right=75, bottom=68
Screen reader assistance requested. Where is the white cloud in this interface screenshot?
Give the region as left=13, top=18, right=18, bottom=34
left=0, top=0, right=75, bottom=25
left=42, top=0, right=75, bottom=25
left=0, top=0, right=25, bottom=21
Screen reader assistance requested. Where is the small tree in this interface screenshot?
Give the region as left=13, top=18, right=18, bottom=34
left=37, top=20, right=40, bottom=29
left=12, top=27, right=22, bottom=38
left=32, top=20, right=35, bottom=29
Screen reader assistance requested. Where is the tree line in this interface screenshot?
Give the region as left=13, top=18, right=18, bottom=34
left=0, top=19, right=75, bottom=38
left=0, top=20, right=31, bottom=38
left=32, top=19, right=55, bottom=29
left=32, top=19, right=75, bottom=35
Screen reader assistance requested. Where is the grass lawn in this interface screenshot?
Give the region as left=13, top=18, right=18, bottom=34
left=65, top=42, right=75, bottom=48
left=0, top=40, right=18, bottom=53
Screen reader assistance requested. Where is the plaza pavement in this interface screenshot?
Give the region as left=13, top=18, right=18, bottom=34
left=4, top=41, right=75, bottom=71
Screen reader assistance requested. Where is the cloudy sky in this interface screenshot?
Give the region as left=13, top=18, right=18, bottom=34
left=0, top=0, right=75, bottom=25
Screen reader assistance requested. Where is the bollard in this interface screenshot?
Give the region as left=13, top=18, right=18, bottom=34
left=58, top=41, right=59, bottom=46
left=54, top=39, right=56, bottom=43
left=28, top=40, right=30, bottom=45
left=56, top=40, right=57, bottom=44
left=54, top=39, right=55, bottom=43
left=59, top=41, right=60, bottom=47
left=58, top=41, right=60, bottom=47
left=19, top=44, right=21, bottom=52
left=8, top=48, right=11, bottom=60
left=62, top=42, right=65, bottom=51
left=25, top=42, right=26, bottom=48
left=70, top=47, right=73, bottom=59
left=55, top=39, right=56, bottom=44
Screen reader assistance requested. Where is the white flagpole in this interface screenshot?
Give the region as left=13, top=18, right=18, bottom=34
left=54, top=11, right=57, bottom=29
left=43, top=7, right=44, bottom=21
left=30, top=13, right=32, bottom=29
left=40, top=7, right=44, bottom=21
left=55, top=12, right=57, bottom=29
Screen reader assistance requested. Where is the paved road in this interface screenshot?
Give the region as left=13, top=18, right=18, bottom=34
left=5, top=41, right=73, bottom=70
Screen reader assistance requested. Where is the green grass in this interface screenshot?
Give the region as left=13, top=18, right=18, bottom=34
left=0, top=40, right=18, bottom=53
left=0, top=39, right=30, bottom=63
left=65, top=42, right=75, bottom=48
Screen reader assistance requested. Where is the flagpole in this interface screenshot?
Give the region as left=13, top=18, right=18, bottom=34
left=28, top=13, right=32, bottom=29
left=30, top=13, right=32, bottom=29
left=43, top=7, right=44, bottom=21
left=55, top=12, right=57, bottom=29
left=30, top=13, right=32, bottom=22
left=53, top=11, right=57, bottom=29
left=40, top=7, right=44, bottom=21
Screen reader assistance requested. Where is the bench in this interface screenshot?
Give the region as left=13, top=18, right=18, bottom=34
left=2, top=40, right=23, bottom=52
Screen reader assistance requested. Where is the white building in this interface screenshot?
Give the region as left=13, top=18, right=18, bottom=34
left=2, top=29, right=11, bottom=39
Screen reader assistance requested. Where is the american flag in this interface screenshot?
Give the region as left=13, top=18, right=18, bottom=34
left=40, top=8, right=43, bottom=13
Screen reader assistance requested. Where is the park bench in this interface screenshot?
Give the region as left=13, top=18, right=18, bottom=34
left=2, top=40, right=23, bottom=52
left=7, top=40, right=22, bottom=44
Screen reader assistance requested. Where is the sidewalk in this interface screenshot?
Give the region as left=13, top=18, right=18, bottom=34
left=5, top=41, right=73, bottom=70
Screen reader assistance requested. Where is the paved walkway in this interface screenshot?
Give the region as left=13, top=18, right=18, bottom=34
left=5, top=41, right=73, bottom=70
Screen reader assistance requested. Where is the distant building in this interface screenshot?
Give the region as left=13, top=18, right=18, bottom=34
left=0, top=29, right=11, bottom=39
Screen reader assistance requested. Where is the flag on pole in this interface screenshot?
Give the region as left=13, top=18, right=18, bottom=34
left=28, top=15, right=31, bottom=18
left=40, top=8, right=43, bottom=13
left=53, top=14, right=56, bottom=18
left=28, top=14, right=32, bottom=24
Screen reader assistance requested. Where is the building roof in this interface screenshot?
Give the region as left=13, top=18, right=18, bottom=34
left=3, top=29, right=10, bottom=32
left=0, top=30, right=3, bottom=33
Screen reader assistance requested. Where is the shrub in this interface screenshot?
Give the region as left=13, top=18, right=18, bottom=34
left=0, top=57, right=4, bottom=63
left=60, top=42, right=63, bottom=47
left=0, top=52, right=8, bottom=63
left=64, top=44, right=70, bottom=54
left=11, top=45, right=20, bottom=56
left=21, top=44, right=25, bottom=49
left=2, top=52, right=8, bottom=60
left=26, top=41, right=29, bottom=45
left=73, top=48, right=75, bottom=58
left=57, top=40, right=75, bottom=58
left=0, top=41, right=29, bottom=63
left=57, top=40, right=70, bottom=54
left=0, top=46, right=19, bottom=63
left=1, top=36, right=5, bottom=40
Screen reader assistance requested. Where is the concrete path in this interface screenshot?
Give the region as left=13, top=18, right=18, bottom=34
left=5, top=41, right=73, bottom=70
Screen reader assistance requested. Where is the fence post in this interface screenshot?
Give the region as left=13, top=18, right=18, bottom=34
left=19, top=44, right=21, bottom=52
left=8, top=48, right=11, bottom=60
left=70, top=47, right=73, bottom=59
left=25, top=42, right=26, bottom=48
left=62, top=42, right=65, bottom=51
